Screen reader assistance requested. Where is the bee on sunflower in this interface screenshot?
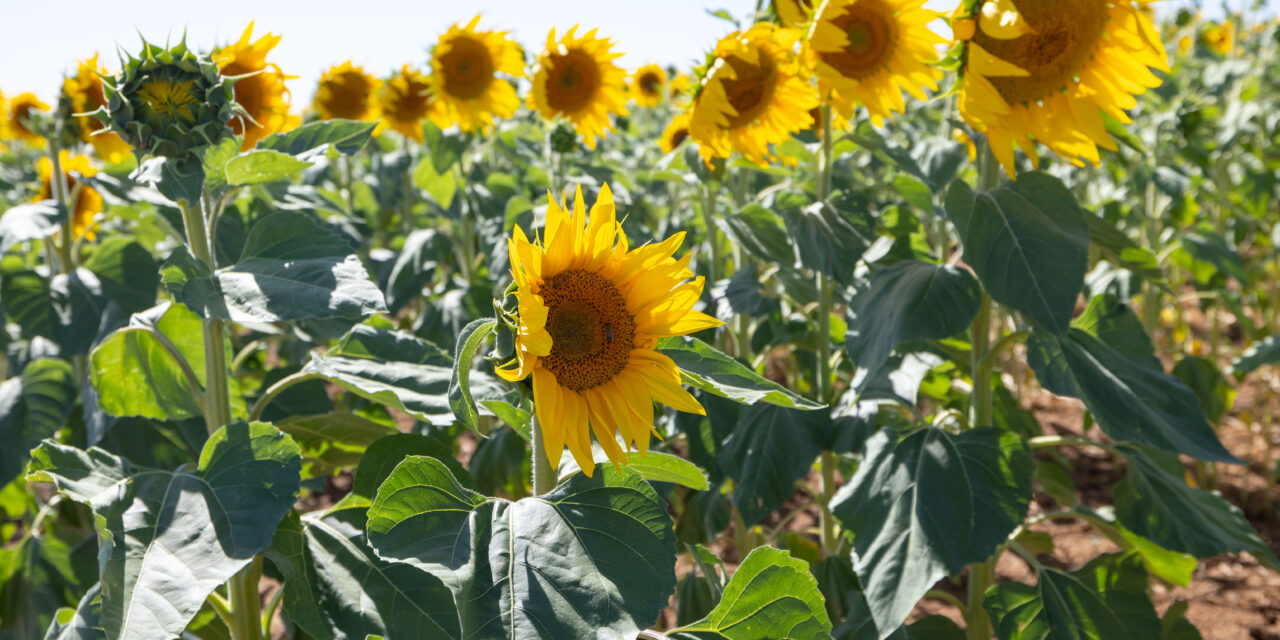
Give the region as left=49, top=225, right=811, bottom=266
left=428, top=15, right=523, bottom=134
left=313, top=61, right=380, bottom=123
left=59, top=55, right=132, bottom=164
left=7, top=92, right=50, bottom=144
left=805, top=0, right=944, bottom=127
left=956, top=0, right=1169, bottom=177
left=528, top=26, right=628, bottom=150
left=688, top=22, right=819, bottom=166
left=37, top=151, right=103, bottom=242
left=629, top=64, right=667, bottom=107
left=660, top=111, right=692, bottom=153
left=378, top=65, right=433, bottom=140
left=498, top=184, right=722, bottom=474
left=214, top=23, right=292, bottom=151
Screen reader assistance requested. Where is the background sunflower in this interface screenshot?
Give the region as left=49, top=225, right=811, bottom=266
left=7, top=92, right=49, bottom=143
left=528, top=26, right=628, bottom=150
left=313, top=61, right=379, bottom=122
left=60, top=55, right=132, bottom=164
left=629, top=63, right=667, bottom=107
left=378, top=65, right=432, bottom=140
left=428, top=15, right=523, bottom=134
left=214, top=22, right=292, bottom=151
left=37, top=151, right=102, bottom=242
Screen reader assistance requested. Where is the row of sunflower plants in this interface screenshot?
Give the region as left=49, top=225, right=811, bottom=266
left=0, top=2, right=1278, bottom=640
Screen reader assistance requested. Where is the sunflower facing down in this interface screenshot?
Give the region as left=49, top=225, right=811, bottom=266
left=630, top=64, right=667, bottom=107
left=660, top=110, right=692, bottom=153
left=61, top=55, right=132, bottom=164
left=214, top=23, right=292, bottom=151
left=958, top=0, right=1169, bottom=177
left=689, top=22, right=819, bottom=166
left=807, top=0, right=944, bottom=127
left=429, top=15, right=523, bottom=134
left=37, top=151, right=102, bottom=242
left=498, top=184, right=723, bottom=474
left=528, top=26, right=629, bottom=150
left=379, top=65, right=433, bottom=140
left=7, top=92, right=49, bottom=143
left=313, top=61, right=380, bottom=122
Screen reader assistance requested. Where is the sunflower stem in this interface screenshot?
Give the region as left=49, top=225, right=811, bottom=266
left=47, top=138, right=74, bottom=275
left=814, top=103, right=840, bottom=558
left=965, top=137, right=1001, bottom=640
left=228, top=556, right=263, bottom=640
left=531, top=415, right=557, bottom=496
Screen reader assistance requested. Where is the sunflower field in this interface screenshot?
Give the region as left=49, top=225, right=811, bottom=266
left=1, top=1, right=1279, bottom=638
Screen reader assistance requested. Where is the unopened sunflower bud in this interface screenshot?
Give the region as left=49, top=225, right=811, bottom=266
left=99, top=38, right=239, bottom=160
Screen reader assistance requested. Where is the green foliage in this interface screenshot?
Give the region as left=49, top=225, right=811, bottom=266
left=673, top=547, right=832, bottom=639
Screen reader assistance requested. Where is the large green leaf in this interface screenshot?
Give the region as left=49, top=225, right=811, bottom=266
left=82, top=238, right=159, bottom=314
left=1112, top=444, right=1278, bottom=568
left=0, top=359, right=77, bottom=486
left=264, top=509, right=460, bottom=640
left=26, top=421, right=301, bottom=640
left=845, top=260, right=981, bottom=393
left=1229, top=335, right=1280, bottom=375
left=659, top=337, right=823, bottom=410
left=162, top=211, right=385, bottom=323
left=717, top=204, right=795, bottom=266
left=559, top=448, right=711, bottom=490
left=0, top=533, right=85, bottom=639
left=719, top=403, right=830, bottom=524
left=257, top=119, right=376, bottom=159
left=89, top=302, right=245, bottom=421
left=673, top=547, right=831, bottom=640
left=945, top=173, right=1089, bottom=334
left=366, top=457, right=677, bottom=639
left=42, top=584, right=103, bottom=640
left=831, top=427, right=1033, bottom=638
left=2, top=269, right=55, bottom=340
left=275, top=413, right=396, bottom=478
left=224, top=149, right=312, bottom=185
left=346, top=433, right=475, bottom=507
left=983, top=552, right=1162, bottom=640
left=1027, top=328, right=1237, bottom=463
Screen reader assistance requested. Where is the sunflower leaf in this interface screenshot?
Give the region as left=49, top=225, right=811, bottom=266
left=258, top=119, right=376, bottom=159
left=366, top=457, right=677, bottom=639
left=449, top=318, right=497, bottom=433
left=659, top=336, right=823, bottom=410
left=672, top=546, right=832, bottom=639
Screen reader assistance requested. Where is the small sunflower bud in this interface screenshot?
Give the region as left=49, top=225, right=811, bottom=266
left=100, top=38, right=239, bottom=160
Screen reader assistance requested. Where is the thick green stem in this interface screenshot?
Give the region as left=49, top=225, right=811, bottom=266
left=228, top=557, right=263, bottom=640
left=814, top=104, right=840, bottom=557
left=969, top=294, right=994, bottom=428
left=531, top=416, right=557, bottom=496
left=966, top=559, right=995, bottom=640
left=47, top=139, right=74, bottom=274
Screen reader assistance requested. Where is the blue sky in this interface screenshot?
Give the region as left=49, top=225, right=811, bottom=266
left=0, top=0, right=1260, bottom=105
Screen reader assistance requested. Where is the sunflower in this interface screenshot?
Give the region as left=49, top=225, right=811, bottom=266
left=660, top=110, right=692, bottom=153
left=60, top=55, right=132, bottom=164
left=1202, top=21, right=1234, bottom=55
left=689, top=22, right=819, bottom=166
left=37, top=151, right=102, bottom=242
left=528, top=26, right=629, bottom=150
left=806, top=0, right=944, bottom=126
left=7, top=92, right=49, bottom=143
left=214, top=22, right=292, bottom=151
left=669, top=72, right=692, bottom=102
left=776, top=0, right=816, bottom=28
left=378, top=65, right=433, bottom=140
left=498, top=184, right=722, bottom=474
left=313, top=61, right=380, bottom=122
left=428, top=15, right=523, bottom=134
left=630, top=64, right=667, bottom=107
left=958, top=0, right=1169, bottom=177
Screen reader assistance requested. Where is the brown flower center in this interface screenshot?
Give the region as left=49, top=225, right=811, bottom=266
left=441, top=35, right=496, bottom=100
left=638, top=71, right=662, bottom=96
left=669, top=127, right=688, bottom=148
left=545, top=49, right=602, bottom=114
left=721, top=46, right=777, bottom=128
left=820, top=0, right=897, bottom=80
left=540, top=269, right=635, bottom=391
left=972, top=0, right=1109, bottom=105
left=321, top=71, right=373, bottom=119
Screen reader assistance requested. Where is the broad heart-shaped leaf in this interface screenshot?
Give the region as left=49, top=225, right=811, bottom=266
left=366, top=457, right=677, bottom=640
left=1230, top=335, right=1280, bottom=375
left=659, top=337, right=823, bottom=410
left=26, top=421, right=301, bottom=640
left=263, top=508, right=461, bottom=640
left=224, top=149, right=312, bottom=185
left=845, top=260, right=981, bottom=393
left=347, top=433, right=476, bottom=507
left=719, top=403, right=831, bottom=525
left=0, top=200, right=62, bottom=255
left=1027, top=328, right=1238, bottom=464
left=89, top=301, right=245, bottom=421
left=0, top=359, right=77, bottom=486
left=162, top=211, right=386, bottom=323
left=831, top=427, right=1033, bottom=639
left=257, top=119, right=376, bottom=159
left=945, top=172, right=1090, bottom=334
left=1112, top=444, right=1279, bottom=568
left=82, top=238, right=159, bottom=314
left=673, top=547, right=831, bottom=640
left=983, top=552, right=1162, bottom=640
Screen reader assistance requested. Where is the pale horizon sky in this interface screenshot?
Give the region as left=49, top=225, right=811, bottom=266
left=0, top=0, right=1263, bottom=107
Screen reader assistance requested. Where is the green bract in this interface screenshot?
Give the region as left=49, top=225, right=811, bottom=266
left=99, top=38, right=238, bottom=159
